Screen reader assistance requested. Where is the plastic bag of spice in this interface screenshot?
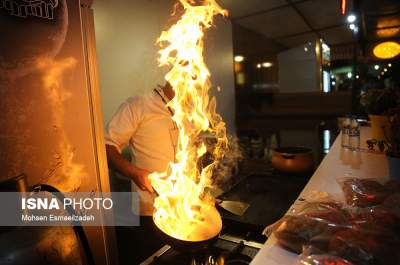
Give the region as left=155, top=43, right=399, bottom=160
left=294, top=252, right=355, bottom=265
left=271, top=195, right=400, bottom=261
left=383, top=192, right=400, bottom=217
left=305, top=203, right=400, bottom=265
left=295, top=201, right=351, bottom=224
left=301, top=223, right=400, bottom=265
left=384, top=179, right=400, bottom=194
left=338, top=177, right=389, bottom=207
left=327, top=227, right=400, bottom=265
left=273, top=215, right=330, bottom=253
left=272, top=201, right=352, bottom=253
left=349, top=204, right=400, bottom=238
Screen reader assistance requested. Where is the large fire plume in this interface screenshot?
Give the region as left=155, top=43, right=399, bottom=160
left=149, top=0, right=228, bottom=241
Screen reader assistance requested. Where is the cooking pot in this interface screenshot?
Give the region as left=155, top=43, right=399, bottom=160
left=271, top=147, right=314, bottom=174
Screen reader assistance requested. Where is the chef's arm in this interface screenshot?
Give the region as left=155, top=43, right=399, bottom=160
left=105, top=144, right=154, bottom=192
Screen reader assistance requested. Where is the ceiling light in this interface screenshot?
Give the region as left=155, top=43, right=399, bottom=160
left=256, top=64, right=261, bottom=69
left=388, top=63, right=392, bottom=67
left=304, top=47, right=308, bottom=52
left=321, top=43, right=330, bottom=52
left=331, top=81, right=336, bottom=85
left=374, top=65, right=380, bottom=70
left=262, top=62, right=273, bottom=68
left=331, top=75, right=335, bottom=79
left=373, top=41, right=400, bottom=59
left=322, top=43, right=331, bottom=52
left=347, top=14, right=356, bottom=23
left=384, top=68, right=387, bottom=72
left=234, top=55, right=245, bottom=63
left=349, top=23, right=356, bottom=30
left=347, top=72, right=352, bottom=79
left=377, top=19, right=400, bottom=38
left=356, top=75, right=359, bottom=79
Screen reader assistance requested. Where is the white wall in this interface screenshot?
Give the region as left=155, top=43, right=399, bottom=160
left=93, top=0, right=236, bottom=133
left=278, top=43, right=319, bottom=93
left=93, top=0, right=164, bottom=122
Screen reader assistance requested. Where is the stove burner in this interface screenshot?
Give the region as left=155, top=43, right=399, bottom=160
left=189, top=254, right=251, bottom=265
left=188, top=249, right=252, bottom=265
left=140, top=236, right=258, bottom=265
left=189, top=255, right=217, bottom=265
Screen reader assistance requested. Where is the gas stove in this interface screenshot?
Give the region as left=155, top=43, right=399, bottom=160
left=140, top=171, right=309, bottom=265
left=140, top=231, right=264, bottom=265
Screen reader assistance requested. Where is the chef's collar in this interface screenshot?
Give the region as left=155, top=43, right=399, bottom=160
left=154, top=86, right=174, bottom=116
left=154, top=86, right=170, bottom=104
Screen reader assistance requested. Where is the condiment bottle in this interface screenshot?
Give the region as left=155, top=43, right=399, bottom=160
left=341, top=116, right=351, bottom=149
left=349, top=117, right=360, bottom=151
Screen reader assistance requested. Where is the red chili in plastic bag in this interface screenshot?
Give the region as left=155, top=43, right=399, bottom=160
left=339, top=178, right=388, bottom=207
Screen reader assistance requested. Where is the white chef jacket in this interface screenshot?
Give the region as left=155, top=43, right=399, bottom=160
left=105, top=88, right=177, bottom=216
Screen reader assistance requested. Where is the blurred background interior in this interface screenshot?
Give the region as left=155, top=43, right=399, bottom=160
left=223, top=0, right=400, bottom=163
left=94, top=0, right=400, bottom=168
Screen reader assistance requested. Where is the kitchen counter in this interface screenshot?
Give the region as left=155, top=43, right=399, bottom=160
left=250, top=126, right=389, bottom=265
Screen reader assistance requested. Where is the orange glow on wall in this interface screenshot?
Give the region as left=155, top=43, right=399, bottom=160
left=373, top=41, right=400, bottom=59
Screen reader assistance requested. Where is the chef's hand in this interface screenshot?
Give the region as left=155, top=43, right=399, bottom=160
left=131, top=167, right=154, bottom=193
left=105, top=145, right=154, bottom=193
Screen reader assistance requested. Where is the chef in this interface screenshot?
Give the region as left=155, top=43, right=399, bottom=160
left=104, top=82, right=177, bottom=263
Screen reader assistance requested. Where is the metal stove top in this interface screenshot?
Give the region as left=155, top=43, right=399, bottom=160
left=140, top=232, right=264, bottom=265
left=218, top=172, right=309, bottom=230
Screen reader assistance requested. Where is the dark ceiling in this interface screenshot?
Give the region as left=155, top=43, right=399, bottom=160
left=219, top=0, right=400, bottom=49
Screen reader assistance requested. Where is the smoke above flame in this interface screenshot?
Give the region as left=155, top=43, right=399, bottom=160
left=149, top=0, right=228, bottom=241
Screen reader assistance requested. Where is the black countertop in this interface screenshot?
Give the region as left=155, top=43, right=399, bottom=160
left=218, top=160, right=310, bottom=234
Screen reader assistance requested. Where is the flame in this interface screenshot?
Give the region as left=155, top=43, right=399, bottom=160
left=37, top=58, right=85, bottom=192
left=149, top=0, right=228, bottom=241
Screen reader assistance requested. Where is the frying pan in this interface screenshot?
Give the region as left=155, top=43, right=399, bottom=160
left=152, top=216, right=221, bottom=252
